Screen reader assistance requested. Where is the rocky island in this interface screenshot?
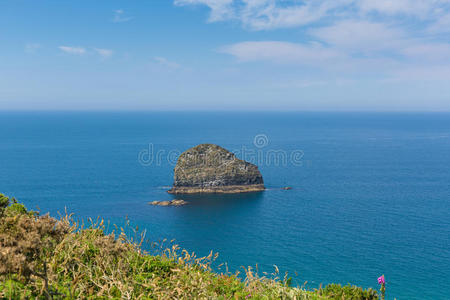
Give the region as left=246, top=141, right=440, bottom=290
left=168, top=144, right=265, bottom=194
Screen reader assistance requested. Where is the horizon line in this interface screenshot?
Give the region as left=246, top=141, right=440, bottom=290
left=1, top=109, right=450, bottom=113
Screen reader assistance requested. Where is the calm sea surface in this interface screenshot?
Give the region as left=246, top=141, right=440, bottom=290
left=1, top=112, right=449, bottom=299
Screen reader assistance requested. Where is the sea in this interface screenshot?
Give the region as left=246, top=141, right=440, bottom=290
left=0, top=111, right=449, bottom=299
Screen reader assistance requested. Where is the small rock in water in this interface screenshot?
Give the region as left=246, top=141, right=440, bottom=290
left=282, top=187, right=292, bottom=190
left=171, top=199, right=188, bottom=206
left=149, top=199, right=189, bottom=206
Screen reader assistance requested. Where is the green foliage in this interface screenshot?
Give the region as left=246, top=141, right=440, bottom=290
left=4, top=202, right=29, bottom=217
left=0, top=279, right=32, bottom=299
left=0, top=194, right=34, bottom=218
left=0, top=194, right=10, bottom=216
left=0, top=205, right=71, bottom=298
left=317, top=283, right=379, bottom=300
left=0, top=195, right=381, bottom=299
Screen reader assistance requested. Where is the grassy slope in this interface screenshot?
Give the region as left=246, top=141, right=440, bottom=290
left=0, top=194, right=379, bottom=299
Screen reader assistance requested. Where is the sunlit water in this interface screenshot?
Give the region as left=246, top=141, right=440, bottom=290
left=1, top=112, right=449, bottom=299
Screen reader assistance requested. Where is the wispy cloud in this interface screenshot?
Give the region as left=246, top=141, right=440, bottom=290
left=94, top=48, right=113, bottom=59
left=309, top=20, right=406, bottom=53
left=220, top=41, right=340, bottom=65
left=174, top=0, right=331, bottom=29
left=221, top=36, right=450, bottom=82
left=358, top=0, right=436, bottom=17
left=174, top=0, right=450, bottom=30
left=174, top=0, right=234, bottom=22
left=401, top=43, right=450, bottom=62
left=428, top=12, right=450, bottom=33
left=25, top=43, right=41, bottom=53
left=153, top=57, right=181, bottom=69
left=113, top=9, right=133, bottom=23
left=179, top=0, right=450, bottom=81
left=58, top=46, right=86, bottom=55
left=58, top=46, right=114, bottom=59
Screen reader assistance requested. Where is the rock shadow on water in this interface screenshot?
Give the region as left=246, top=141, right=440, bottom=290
left=171, top=191, right=265, bottom=208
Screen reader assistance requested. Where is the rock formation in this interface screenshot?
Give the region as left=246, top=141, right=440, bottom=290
left=149, top=199, right=189, bottom=206
left=168, top=144, right=265, bottom=194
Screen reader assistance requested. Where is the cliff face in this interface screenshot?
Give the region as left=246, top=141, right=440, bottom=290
left=168, top=144, right=265, bottom=194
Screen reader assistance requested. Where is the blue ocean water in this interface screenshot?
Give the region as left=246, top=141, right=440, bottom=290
left=0, top=112, right=449, bottom=299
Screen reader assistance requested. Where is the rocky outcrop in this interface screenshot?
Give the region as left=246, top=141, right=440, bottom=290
left=149, top=199, right=189, bottom=206
left=168, top=144, right=265, bottom=194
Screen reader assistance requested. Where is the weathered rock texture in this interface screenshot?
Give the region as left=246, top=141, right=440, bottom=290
left=149, top=199, right=188, bottom=206
left=168, top=144, right=265, bottom=194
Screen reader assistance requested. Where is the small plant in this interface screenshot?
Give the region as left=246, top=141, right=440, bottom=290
left=378, top=275, right=386, bottom=300
left=317, top=283, right=379, bottom=299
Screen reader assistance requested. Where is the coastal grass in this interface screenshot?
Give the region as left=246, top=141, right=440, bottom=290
left=0, top=194, right=379, bottom=299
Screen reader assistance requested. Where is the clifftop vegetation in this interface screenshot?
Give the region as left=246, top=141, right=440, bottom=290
left=0, top=193, right=380, bottom=299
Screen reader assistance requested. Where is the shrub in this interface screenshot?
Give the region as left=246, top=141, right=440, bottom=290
left=0, top=194, right=11, bottom=217
left=0, top=201, right=70, bottom=298
left=317, top=283, right=379, bottom=299
left=0, top=196, right=381, bottom=299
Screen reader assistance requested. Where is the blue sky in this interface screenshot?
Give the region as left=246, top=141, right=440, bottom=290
left=1, top=0, right=450, bottom=111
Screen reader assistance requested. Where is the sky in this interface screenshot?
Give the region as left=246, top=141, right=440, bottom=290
left=1, top=0, right=450, bottom=111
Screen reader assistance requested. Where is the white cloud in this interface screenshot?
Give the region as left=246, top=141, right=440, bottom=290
left=113, top=9, right=133, bottom=23
left=153, top=57, right=181, bottom=69
left=308, top=20, right=450, bottom=64
left=309, top=20, right=406, bottom=52
left=175, top=0, right=450, bottom=30
left=94, top=48, right=113, bottom=59
left=220, top=38, right=450, bottom=80
left=179, top=0, right=450, bottom=82
left=220, top=41, right=340, bottom=65
left=389, top=65, right=450, bottom=81
left=238, top=1, right=328, bottom=30
left=25, top=43, right=41, bottom=53
left=58, top=46, right=114, bottom=59
left=58, top=46, right=86, bottom=55
left=175, top=0, right=233, bottom=22
left=401, top=43, right=450, bottom=61
left=176, top=0, right=355, bottom=29
left=220, top=40, right=405, bottom=75
left=358, top=0, right=433, bottom=17
left=428, top=13, right=450, bottom=33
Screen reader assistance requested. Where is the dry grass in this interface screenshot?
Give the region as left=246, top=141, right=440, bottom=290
left=0, top=194, right=379, bottom=299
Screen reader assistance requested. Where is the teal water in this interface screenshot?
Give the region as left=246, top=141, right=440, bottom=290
left=0, top=112, right=449, bottom=299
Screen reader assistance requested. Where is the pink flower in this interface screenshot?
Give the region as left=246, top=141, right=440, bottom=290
left=378, top=275, right=385, bottom=285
